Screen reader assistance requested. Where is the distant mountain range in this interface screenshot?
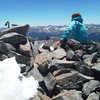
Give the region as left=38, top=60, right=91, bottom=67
left=0, top=25, right=100, bottom=42
left=27, top=24, right=100, bottom=42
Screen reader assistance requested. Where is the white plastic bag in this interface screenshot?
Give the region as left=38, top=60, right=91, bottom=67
left=0, top=57, right=38, bottom=100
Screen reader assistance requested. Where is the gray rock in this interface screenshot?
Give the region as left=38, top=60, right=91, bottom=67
left=86, top=92, right=100, bottom=100
left=66, top=39, right=81, bottom=51
left=65, top=46, right=81, bottom=61
left=52, top=48, right=66, bottom=59
left=0, top=41, right=9, bottom=55
left=5, top=43, right=17, bottom=51
left=43, top=72, right=56, bottom=95
left=0, top=24, right=29, bottom=36
left=39, top=43, right=51, bottom=52
left=28, top=64, right=44, bottom=82
left=55, top=71, right=78, bottom=85
left=91, top=63, right=100, bottom=80
left=0, top=53, right=8, bottom=61
left=51, top=59, right=75, bottom=69
left=66, top=50, right=74, bottom=59
left=85, top=43, right=100, bottom=54
left=16, top=54, right=31, bottom=66
left=38, top=47, right=49, bottom=53
left=52, top=90, right=83, bottom=100
left=62, top=81, right=82, bottom=90
left=30, top=43, right=39, bottom=57
left=97, top=58, right=100, bottom=62
left=86, top=45, right=96, bottom=54
left=18, top=39, right=31, bottom=57
left=92, top=52, right=100, bottom=63
left=91, top=63, right=100, bottom=72
left=62, top=73, right=94, bottom=90
left=0, top=32, right=27, bottom=45
left=83, top=58, right=93, bottom=66
left=27, top=36, right=34, bottom=44
left=34, top=40, right=53, bottom=48
left=82, top=80, right=100, bottom=96
left=32, top=94, right=41, bottom=100
left=7, top=50, right=31, bottom=65
left=78, top=73, right=94, bottom=81
left=52, top=40, right=60, bottom=50
left=34, top=52, right=53, bottom=73
left=18, top=63, right=26, bottom=73
left=83, top=52, right=97, bottom=62
left=53, top=69, right=71, bottom=77
left=75, top=49, right=84, bottom=58
left=33, top=91, right=52, bottom=100
left=74, top=61, right=91, bottom=76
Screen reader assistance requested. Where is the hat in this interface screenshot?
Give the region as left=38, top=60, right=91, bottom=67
left=72, top=13, right=82, bottom=18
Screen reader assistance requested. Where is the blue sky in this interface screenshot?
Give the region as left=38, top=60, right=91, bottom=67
left=0, top=0, right=100, bottom=26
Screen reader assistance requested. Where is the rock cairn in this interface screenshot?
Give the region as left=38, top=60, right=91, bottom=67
left=0, top=25, right=100, bottom=100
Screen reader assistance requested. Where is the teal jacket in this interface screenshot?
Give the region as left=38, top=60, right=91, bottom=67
left=61, top=16, right=88, bottom=44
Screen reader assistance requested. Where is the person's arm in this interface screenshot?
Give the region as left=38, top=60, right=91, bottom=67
left=60, top=21, right=77, bottom=40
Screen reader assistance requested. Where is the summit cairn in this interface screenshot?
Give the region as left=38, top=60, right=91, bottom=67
left=0, top=25, right=100, bottom=100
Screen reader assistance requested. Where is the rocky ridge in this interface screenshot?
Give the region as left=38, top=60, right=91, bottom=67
left=0, top=25, right=100, bottom=100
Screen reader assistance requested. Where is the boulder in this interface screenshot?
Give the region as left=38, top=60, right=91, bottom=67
left=51, top=59, right=75, bottom=69
left=55, top=71, right=78, bottom=85
left=52, top=40, right=60, bottom=50
left=7, top=50, right=31, bottom=66
left=18, top=39, right=31, bottom=57
left=66, top=49, right=81, bottom=61
left=52, top=48, right=67, bottom=59
left=75, top=49, right=84, bottom=58
left=39, top=43, right=51, bottom=52
left=33, top=91, right=52, bottom=100
left=0, top=24, right=29, bottom=36
left=5, top=43, right=17, bottom=51
left=66, top=39, right=81, bottom=51
left=18, top=63, right=26, bottom=74
left=91, top=63, right=100, bottom=72
left=91, top=63, right=100, bottom=80
left=85, top=43, right=100, bottom=54
left=91, top=52, right=100, bottom=63
left=27, top=36, right=34, bottom=44
left=86, top=92, right=100, bottom=100
left=38, top=47, right=49, bottom=53
left=28, top=64, right=44, bottom=82
left=0, top=32, right=27, bottom=45
left=0, top=41, right=9, bottom=55
left=97, top=58, right=100, bottom=63
left=74, top=61, right=91, bottom=76
left=35, top=52, right=53, bottom=65
left=82, top=80, right=100, bottom=96
left=0, top=53, right=8, bottom=61
left=30, top=43, right=39, bottom=57
left=34, top=52, right=53, bottom=73
left=53, top=69, right=71, bottom=77
left=43, top=72, right=56, bottom=96
left=57, top=72, right=94, bottom=90
left=83, top=52, right=97, bottom=62
left=52, top=90, right=83, bottom=100
left=78, top=73, right=94, bottom=81
left=66, top=50, right=74, bottom=59
left=61, top=81, right=82, bottom=90
left=83, top=58, right=93, bottom=66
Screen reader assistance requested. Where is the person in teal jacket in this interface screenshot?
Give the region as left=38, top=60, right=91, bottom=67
left=60, top=13, right=88, bottom=44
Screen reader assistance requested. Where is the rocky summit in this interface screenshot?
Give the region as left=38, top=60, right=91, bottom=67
left=0, top=25, right=100, bottom=100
